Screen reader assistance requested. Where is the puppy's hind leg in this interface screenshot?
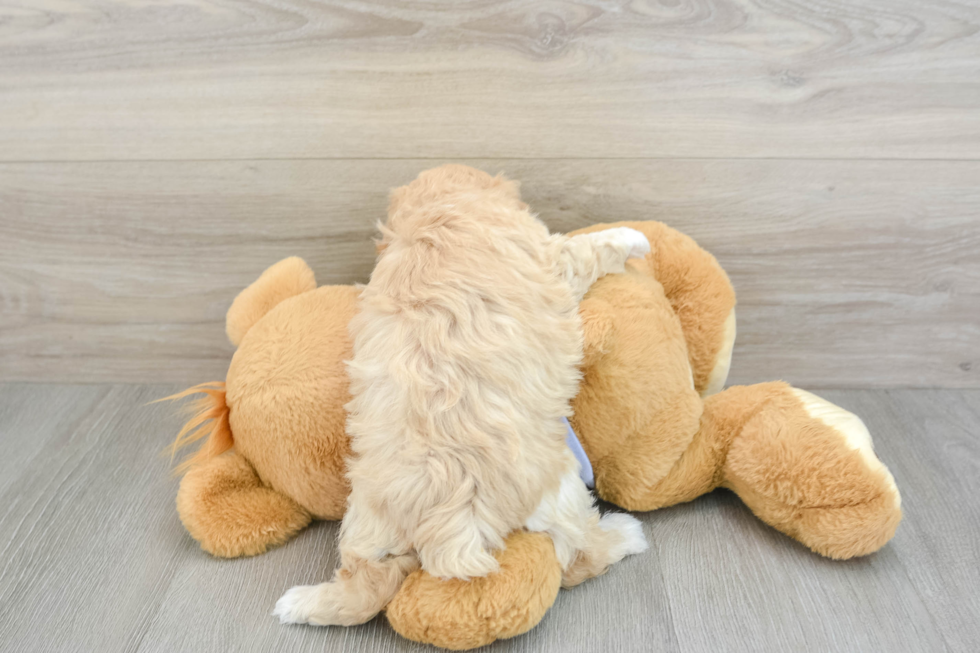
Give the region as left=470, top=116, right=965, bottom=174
left=558, top=227, right=651, bottom=300
left=561, top=512, right=648, bottom=588
left=274, top=492, right=418, bottom=627
left=525, top=458, right=648, bottom=588
left=413, top=478, right=504, bottom=580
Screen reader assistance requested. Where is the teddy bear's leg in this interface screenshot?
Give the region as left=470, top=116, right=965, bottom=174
left=569, top=221, right=736, bottom=396
left=711, top=383, right=902, bottom=559
left=386, top=531, right=562, bottom=650
left=630, top=382, right=902, bottom=560
left=384, top=461, right=642, bottom=650
left=176, top=450, right=312, bottom=557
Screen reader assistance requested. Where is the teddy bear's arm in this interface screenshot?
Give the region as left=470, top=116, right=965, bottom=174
left=569, top=222, right=735, bottom=396
left=633, top=222, right=735, bottom=396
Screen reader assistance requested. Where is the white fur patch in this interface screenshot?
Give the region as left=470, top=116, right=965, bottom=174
left=524, top=464, right=589, bottom=568
left=525, top=458, right=648, bottom=571
left=703, top=308, right=736, bottom=397
left=609, top=227, right=652, bottom=259
left=273, top=584, right=326, bottom=625
left=791, top=388, right=901, bottom=509
left=598, top=512, right=649, bottom=558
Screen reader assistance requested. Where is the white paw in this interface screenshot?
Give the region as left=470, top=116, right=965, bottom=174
left=608, top=227, right=651, bottom=259
left=273, top=584, right=325, bottom=625
left=599, top=512, right=649, bottom=559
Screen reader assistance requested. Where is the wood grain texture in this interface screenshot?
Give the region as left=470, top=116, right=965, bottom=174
left=840, top=389, right=980, bottom=653
left=0, top=384, right=978, bottom=652
left=2, top=159, right=977, bottom=386
left=1, top=0, right=979, bottom=160
left=0, top=385, right=188, bottom=652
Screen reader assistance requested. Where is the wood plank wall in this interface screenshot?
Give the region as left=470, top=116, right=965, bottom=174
left=1, top=1, right=978, bottom=387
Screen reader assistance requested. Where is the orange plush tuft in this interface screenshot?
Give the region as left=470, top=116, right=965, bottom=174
left=158, top=382, right=233, bottom=475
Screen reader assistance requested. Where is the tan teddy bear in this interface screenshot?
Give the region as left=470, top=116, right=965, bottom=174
left=167, top=167, right=901, bottom=650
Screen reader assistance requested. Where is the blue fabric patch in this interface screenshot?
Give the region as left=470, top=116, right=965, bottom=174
left=562, top=417, right=594, bottom=488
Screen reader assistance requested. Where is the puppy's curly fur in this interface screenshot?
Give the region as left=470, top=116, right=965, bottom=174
left=275, top=165, right=648, bottom=627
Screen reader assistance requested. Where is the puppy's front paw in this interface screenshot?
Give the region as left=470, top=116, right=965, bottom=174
left=274, top=584, right=325, bottom=625
left=619, top=227, right=651, bottom=259
left=601, top=227, right=650, bottom=259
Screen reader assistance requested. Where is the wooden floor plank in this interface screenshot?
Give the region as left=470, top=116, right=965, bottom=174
left=836, top=389, right=980, bottom=653
left=0, top=383, right=105, bottom=496
left=0, top=384, right=187, bottom=653
left=652, top=490, right=950, bottom=653
left=135, top=504, right=676, bottom=653
left=1, top=1, right=979, bottom=161
left=1, top=384, right=978, bottom=652
left=2, top=159, right=977, bottom=387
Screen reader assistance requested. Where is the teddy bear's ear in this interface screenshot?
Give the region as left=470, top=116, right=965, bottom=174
left=579, top=298, right=615, bottom=367
left=226, top=257, right=316, bottom=347
left=373, top=218, right=395, bottom=257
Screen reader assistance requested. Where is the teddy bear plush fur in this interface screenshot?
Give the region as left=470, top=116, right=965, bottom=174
left=169, top=170, right=901, bottom=650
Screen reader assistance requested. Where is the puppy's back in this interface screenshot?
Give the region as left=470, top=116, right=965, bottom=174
left=346, top=170, right=581, bottom=579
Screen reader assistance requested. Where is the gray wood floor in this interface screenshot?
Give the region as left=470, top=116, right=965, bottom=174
left=0, top=383, right=977, bottom=652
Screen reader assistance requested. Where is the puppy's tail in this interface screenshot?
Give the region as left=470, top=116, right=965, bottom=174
left=155, top=382, right=233, bottom=475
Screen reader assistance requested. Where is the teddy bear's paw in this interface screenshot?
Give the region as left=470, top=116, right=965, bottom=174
left=789, top=388, right=900, bottom=511
left=273, top=582, right=344, bottom=626
left=598, top=512, right=649, bottom=560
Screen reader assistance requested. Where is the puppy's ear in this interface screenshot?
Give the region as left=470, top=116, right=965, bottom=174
left=387, top=184, right=409, bottom=218
left=492, top=174, right=528, bottom=210
left=579, top=298, right=615, bottom=367
left=374, top=220, right=393, bottom=257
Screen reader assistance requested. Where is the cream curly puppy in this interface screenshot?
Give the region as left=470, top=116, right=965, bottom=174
left=275, top=165, right=648, bottom=626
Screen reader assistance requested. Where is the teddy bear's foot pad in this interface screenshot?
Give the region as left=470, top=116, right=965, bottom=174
left=723, top=384, right=902, bottom=559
